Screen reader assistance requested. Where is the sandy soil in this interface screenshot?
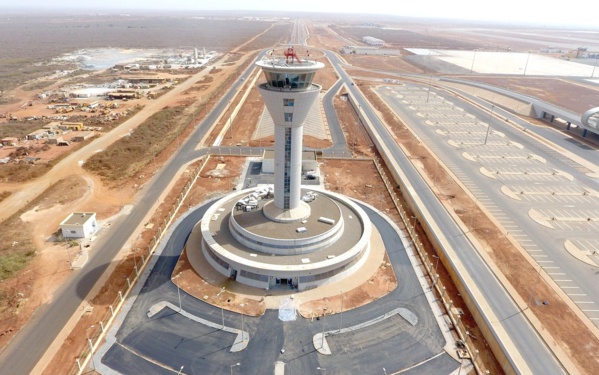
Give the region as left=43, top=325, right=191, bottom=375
left=7, top=21, right=566, bottom=375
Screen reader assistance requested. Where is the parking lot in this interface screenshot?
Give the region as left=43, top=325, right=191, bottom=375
left=377, top=83, right=599, bottom=326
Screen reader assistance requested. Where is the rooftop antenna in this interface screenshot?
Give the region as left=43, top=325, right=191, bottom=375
left=284, top=47, right=302, bottom=64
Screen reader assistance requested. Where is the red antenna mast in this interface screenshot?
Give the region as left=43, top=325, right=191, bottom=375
left=284, top=47, right=302, bottom=64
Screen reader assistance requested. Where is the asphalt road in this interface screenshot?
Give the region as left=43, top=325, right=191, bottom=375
left=98, top=200, right=456, bottom=375
left=330, top=60, right=567, bottom=373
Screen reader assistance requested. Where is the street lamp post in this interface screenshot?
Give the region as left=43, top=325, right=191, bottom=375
left=228, top=100, right=233, bottom=140
left=484, top=105, right=495, bottom=145
left=432, top=255, right=440, bottom=284
left=67, top=246, right=73, bottom=269
left=86, top=325, right=96, bottom=370
left=425, top=75, right=433, bottom=103
left=317, top=367, right=326, bottom=373
left=528, top=266, right=542, bottom=307
left=321, top=307, right=327, bottom=348
left=172, top=272, right=182, bottom=312
left=523, top=52, right=531, bottom=76
left=470, top=50, right=477, bottom=73
left=339, top=290, right=344, bottom=332
left=217, top=287, right=226, bottom=328
left=240, top=303, right=246, bottom=342
left=177, top=365, right=184, bottom=375
left=230, top=362, right=240, bottom=375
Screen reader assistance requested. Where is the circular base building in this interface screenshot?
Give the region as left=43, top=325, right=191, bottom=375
left=191, top=48, right=371, bottom=291
left=194, top=187, right=371, bottom=291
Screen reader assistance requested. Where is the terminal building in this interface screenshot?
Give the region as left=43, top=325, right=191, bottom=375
left=191, top=48, right=373, bottom=291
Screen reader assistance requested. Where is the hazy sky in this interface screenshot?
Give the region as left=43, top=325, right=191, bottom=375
left=4, top=0, right=597, bottom=27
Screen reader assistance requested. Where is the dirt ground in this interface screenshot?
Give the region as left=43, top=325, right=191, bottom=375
left=0, top=36, right=259, bottom=375
left=7, top=19, right=590, bottom=375
left=40, top=25, right=497, bottom=375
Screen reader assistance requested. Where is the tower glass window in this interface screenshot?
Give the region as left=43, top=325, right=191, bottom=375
left=283, top=128, right=292, bottom=208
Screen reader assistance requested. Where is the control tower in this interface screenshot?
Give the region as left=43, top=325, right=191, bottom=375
left=256, top=47, right=324, bottom=223
left=191, top=48, right=372, bottom=291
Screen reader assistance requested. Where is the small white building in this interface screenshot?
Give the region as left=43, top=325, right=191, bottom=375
left=60, top=212, right=98, bottom=239
left=363, top=36, right=385, bottom=46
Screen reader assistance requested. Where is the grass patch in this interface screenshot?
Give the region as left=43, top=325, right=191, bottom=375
left=0, top=122, right=43, bottom=139
left=21, top=79, right=57, bottom=91
left=84, top=106, right=190, bottom=180
left=0, top=251, right=36, bottom=281
left=0, top=217, right=36, bottom=282
left=0, top=163, right=53, bottom=183
left=0, top=191, right=11, bottom=203
left=0, top=176, right=87, bottom=282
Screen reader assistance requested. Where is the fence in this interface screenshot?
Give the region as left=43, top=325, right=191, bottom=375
left=71, top=156, right=209, bottom=375
left=372, top=157, right=484, bottom=374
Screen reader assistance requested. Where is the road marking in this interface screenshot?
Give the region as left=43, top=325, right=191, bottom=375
left=543, top=266, right=560, bottom=269
left=548, top=272, right=566, bottom=275
left=582, top=309, right=599, bottom=312
left=555, top=279, right=572, bottom=282
left=562, top=286, right=580, bottom=289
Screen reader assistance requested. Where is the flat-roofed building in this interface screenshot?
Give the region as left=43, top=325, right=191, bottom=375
left=59, top=122, right=83, bottom=131
left=1, top=137, right=18, bottom=146
left=72, top=131, right=95, bottom=142
left=60, top=212, right=98, bottom=239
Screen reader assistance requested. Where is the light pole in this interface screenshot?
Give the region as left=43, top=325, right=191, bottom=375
left=67, top=245, right=73, bottom=269
left=217, top=287, right=226, bottom=328
left=240, top=303, right=246, bottom=342
left=230, top=362, right=240, bottom=375
left=321, top=307, right=327, bottom=348
left=528, top=266, right=542, bottom=307
left=317, top=367, right=326, bottom=373
left=523, top=52, right=531, bottom=76
left=425, top=75, right=433, bottom=103
left=339, top=290, right=344, bottom=332
left=470, top=49, right=477, bottom=73
left=432, top=255, right=440, bottom=284
left=172, top=272, right=182, bottom=312
left=177, top=365, right=184, bottom=375
left=484, top=105, right=495, bottom=145
left=383, top=367, right=388, bottom=375
left=228, top=100, right=233, bottom=140
left=86, top=325, right=96, bottom=370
